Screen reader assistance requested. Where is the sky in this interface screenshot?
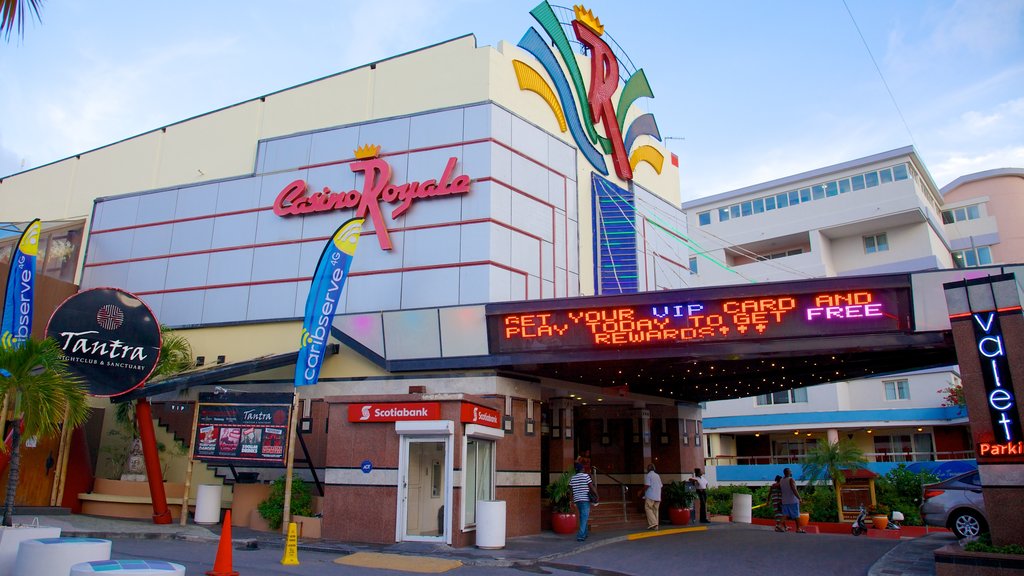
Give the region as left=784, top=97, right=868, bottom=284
left=0, top=0, right=1022, bottom=204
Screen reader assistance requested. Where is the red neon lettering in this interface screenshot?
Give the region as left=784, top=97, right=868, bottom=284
left=273, top=156, right=472, bottom=250
left=979, top=442, right=1024, bottom=456
left=572, top=21, right=632, bottom=181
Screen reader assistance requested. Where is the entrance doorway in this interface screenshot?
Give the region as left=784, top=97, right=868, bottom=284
left=398, top=436, right=450, bottom=542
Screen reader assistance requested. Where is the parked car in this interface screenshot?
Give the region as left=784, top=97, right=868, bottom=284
left=920, top=470, right=987, bottom=539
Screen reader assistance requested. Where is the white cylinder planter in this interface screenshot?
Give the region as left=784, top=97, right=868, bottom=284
left=13, top=537, right=111, bottom=576
left=0, top=525, right=61, bottom=576
left=70, top=560, right=186, bottom=575
left=731, top=493, right=752, bottom=524
left=475, top=500, right=506, bottom=549
left=194, top=484, right=222, bottom=524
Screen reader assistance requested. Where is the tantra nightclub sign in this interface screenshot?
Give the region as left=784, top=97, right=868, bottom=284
left=273, top=144, right=472, bottom=250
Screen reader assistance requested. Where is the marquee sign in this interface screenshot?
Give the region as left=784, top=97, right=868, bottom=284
left=348, top=402, right=441, bottom=422
left=489, top=287, right=911, bottom=354
left=193, top=393, right=293, bottom=466
left=274, top=144, right=472, bottom=250
left=45, top=287, right=161, bottom=397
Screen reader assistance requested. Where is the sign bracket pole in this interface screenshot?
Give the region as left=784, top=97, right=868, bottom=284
left=281, top=390, right=301, bottom=534
left=180, top=401, right=201, bottom=526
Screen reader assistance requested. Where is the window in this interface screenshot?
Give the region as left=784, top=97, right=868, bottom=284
left=765, top=196, right=776, bottom=210
left=719, top=207, right=730, bottom=222
left=879, top=168, right=893, bottom=184
left=952, top=246, right=993, bottom=268
left=730, top=205, right=740, bottom=219
left=892, top=164, right=909, bottom=180
left=865, top=171, right=879, bottom=188
left=812, top=185, right=825, bottom=200
left=799, top=188, right=811, bottom=203
left=851, top=174, right=865, bottom=190
left=884, top=379, right=910, bottom=401
left=788, top=190, right=800, bottom=206
left=689, top=256, right=698, bottom=275
left=838, top=179, right=851, bottom=194
left=752, top=198, right=764, bottom=214
left=698, top=212, right=711, bottom=226
left=463, top=438, right=494, bottom=526
left=776, top=193, right=789, bottom=208
left=756, top=387, right=808, bottom=405
left=942, top=204, right=982, bottom=224
left=825, top=181, right=838, bottom=197
left=864, top=233, right=889, bottom=254
left=740, top=201, right=752, bottom=217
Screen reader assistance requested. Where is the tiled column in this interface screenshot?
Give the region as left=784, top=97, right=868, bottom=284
left=944, top=274, right=1024, bottom=547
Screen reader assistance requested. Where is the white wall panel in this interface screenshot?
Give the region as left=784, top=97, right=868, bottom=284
left=124, top=259, right=168, bottom=293
left=401, top=268, right=460, bottom=309
left=251, top=244, right=301, bottom=281
left=262, top=135, right=312, bottom=173
left=81, top=264, right=129, bottom=291
left=169, top=218, right=214, bottom=254
left=410, top=109, right=464, bottom=149
left=346, top=273, right=401, bottom=313
left=509, top=116, right=547, bottom=165
left=174, top=183, right=219, bottom=219
left=510, top=232, right=539, bottom=276
left=511, top=153, right=549, bottom=204
left=254, top=206, right=303, bottom=244
left=165, top=254, right=210, bottom=290
left=136, top=191, right=178, bottom=225
left=548, top=137, right=576, bottom=178
left=510, top=193, right=553, bottom=242
left=207, top=248, right=254, bottom=286
left=309, top=127, right=360, bottom=166
left=161, top=291, right=204, bottom=326
left=130, top=225, right=173, bottom=259
left=93, top=197, right=139, bottom=230
left=358, top=117, right=411, bottom=154
left=403, top=226, right=461, bottom=267
left=88, top=230, right=135, bottom=263
left=216, top=178, right=261, bottom=211
left=383, top=309, right=440, bottom=360
left=203, top=287, right=251, bottom=325
left=247, top=282, right=298, bottom=321
left=211, top=212, right=258, bottom=249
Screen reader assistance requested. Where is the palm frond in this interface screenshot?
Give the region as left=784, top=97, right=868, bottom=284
left=1, top=0, right=43, bottom=42
left=801, top=439, right=867, bottom=487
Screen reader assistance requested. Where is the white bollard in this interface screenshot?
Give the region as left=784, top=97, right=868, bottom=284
left=70, top=559, right=186, bottom=575
left=13, top=537, right=111, bottom=576
left=731, top=493, right=752, bottom=524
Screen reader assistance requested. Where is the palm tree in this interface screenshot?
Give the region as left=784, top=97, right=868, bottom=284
left=0, top=337, right=89, bottom=526
left=801, top=439, right=867, bottom=489
left=1, top=0, right=43, bottom=42
left=114, top=326, right=195, bottom=433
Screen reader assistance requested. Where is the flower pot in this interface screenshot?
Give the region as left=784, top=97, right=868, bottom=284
left=798, top=513, right=810, bottom=528
left=871, top=515, right=888, bottom=530
left=551, top=512, right=578, bottom=535
left=669, top=507, right=692, bottom=525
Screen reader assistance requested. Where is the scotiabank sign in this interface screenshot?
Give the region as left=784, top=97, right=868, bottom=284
left=460, top=402, right=500, bottom=428
left=348, top=402, right=441, bottom=422
left=274, top=145, right=472, bottom=251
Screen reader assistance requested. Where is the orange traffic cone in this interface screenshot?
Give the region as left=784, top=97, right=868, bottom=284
left=206, top=509, right=240, bottom=576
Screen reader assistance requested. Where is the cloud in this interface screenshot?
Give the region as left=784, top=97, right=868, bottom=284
left=929, top=146, right=1024, bottom=188
left=0, top=140, right=21, bottom=178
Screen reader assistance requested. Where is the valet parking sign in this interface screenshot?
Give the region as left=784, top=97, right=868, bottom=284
left=972, top=311, right=1023, bottom=460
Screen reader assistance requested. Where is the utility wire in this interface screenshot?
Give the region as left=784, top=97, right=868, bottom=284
left=842, top=0, right=918, bottom=149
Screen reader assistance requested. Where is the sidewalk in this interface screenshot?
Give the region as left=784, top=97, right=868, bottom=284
left=14, top=512, right=953, bottom=572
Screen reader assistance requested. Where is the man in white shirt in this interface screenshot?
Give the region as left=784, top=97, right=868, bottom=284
left=641, top=463, right=663, bottom=530
left=690, top=467, right=710, bottom=523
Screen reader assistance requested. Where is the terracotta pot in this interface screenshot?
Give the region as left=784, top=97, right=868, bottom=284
left=551, top=512, right=578, bottom=534
left=798, top=512, right=810, bottom=527
left=871, top=515, right=888, bottom=530
left=669, top=507, right=692, bottom=525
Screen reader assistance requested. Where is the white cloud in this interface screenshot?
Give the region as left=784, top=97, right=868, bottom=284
left=929, top=146, right=1024, bottom=188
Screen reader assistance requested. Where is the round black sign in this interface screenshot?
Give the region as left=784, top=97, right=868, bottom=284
left=45, top=287, right=162, bottom=397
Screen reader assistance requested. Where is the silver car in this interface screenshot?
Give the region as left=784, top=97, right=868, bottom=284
left=920, top=470, right=988, bottom=539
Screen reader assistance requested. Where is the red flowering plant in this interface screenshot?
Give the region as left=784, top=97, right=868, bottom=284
left=939, top=382, right=966, bottom=411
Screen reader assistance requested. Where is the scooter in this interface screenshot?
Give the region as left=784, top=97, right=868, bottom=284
left=887, top=510, right=904, bottom=530
left=851, top=504, right=868, bottom=536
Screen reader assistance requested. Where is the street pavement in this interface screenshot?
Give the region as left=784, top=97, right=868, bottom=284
left=11, top=512, right=955, bottom=575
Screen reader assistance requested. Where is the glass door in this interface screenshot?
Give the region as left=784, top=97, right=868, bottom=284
left=399, top=436, right=449, bottom=542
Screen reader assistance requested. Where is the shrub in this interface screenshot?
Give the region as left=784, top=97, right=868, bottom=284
left=707, top=485, right=751, bottom=516
left=664, top=480, right=694, bottom=509
left=258, top=476, right=314, bottom=530
left=874, top=464, right=938, bottom=526
left=964, top=533, right=1024, bottom=555
left=803, top=485, right=838, bottom=523
left=546, top=471, right=574, bottom=514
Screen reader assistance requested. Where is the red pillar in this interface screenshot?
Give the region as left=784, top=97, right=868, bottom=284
left=135, top=398, right=172, bottom=524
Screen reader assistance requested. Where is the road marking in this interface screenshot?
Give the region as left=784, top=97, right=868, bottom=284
left=626, top=526, right=708, bottom=541
left=334, top=552, right=462, bottom=573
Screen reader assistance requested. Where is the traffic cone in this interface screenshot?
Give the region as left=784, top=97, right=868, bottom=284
left=281, top=521, right=300, bottom=565
left=206, top=510, right=240, bottom=576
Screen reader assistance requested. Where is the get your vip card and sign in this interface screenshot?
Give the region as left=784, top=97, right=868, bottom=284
left=193, top=392, right=293, bottom=466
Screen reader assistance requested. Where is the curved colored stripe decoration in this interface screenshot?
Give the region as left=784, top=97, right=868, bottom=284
left=512, top=60, right=567, bottom=133
left=518, top=27, right=608, bottom=176
left=629, top=145, right=665, bottom=175
left=529, top=1, right=602, bottom=148
left=623, top=113, right=662, bottom=155
left=617, top=69, right=654, bottom=132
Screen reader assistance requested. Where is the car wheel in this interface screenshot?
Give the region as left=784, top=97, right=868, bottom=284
left=950, top=510, right=986, bottom=539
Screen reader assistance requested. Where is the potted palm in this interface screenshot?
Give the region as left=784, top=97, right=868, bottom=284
left=665, top=481, right=693, bottom=525
left=0, top=338, right=89, bottom=572
left=546, top=471, right=577, bottom=534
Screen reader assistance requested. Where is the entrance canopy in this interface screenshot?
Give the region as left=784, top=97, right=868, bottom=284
left=335, top=271, right=975, bottom=404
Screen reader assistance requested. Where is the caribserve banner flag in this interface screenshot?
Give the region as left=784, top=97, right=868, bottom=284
left=295, top=217, right=363, bottom=387
left=1, top=219, right=41, bottom=349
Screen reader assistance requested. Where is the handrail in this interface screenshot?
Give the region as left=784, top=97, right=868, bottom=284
left=704, top=450, right=976, bottom=466
left=592, top=466, right=631, bottom=522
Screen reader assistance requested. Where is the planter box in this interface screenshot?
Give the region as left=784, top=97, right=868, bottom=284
left=294, top=515, right=321, bottom=539
left=936, top=543, right=1024, bottom=576
left=0, top=525, right=61, bottom=576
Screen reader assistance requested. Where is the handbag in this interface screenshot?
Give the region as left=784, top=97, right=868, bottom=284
left=588, top=485, right=599, bottom=503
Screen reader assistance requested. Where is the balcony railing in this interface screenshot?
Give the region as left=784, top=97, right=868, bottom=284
left=705, top=450, right=976, bottom=466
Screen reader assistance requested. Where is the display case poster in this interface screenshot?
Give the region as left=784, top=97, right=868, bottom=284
left=193, top=392, right=293, bottom=466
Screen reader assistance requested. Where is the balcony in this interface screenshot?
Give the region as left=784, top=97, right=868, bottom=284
left=705, top=450, right=977, bottom=484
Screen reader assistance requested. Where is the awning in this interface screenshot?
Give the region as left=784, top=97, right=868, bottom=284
left=113, top=351, right=299, bottom=403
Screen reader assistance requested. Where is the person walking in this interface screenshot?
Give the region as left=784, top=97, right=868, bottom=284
left=769, top=475, right=786, bottom=532
left=780, top=467, right=805, bottom=533
left=690, top=468, right=710, bottom=523
left=641, top=463, right=663, bottom=530
left=569, top=463, right=595, bottom=542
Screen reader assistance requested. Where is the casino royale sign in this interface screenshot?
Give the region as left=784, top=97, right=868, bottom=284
left=489, top=287, right=911, bottom=354
left=274, top=145, right=472, bottom=251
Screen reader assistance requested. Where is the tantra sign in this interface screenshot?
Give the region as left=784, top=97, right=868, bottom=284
left=274, top=145, right=472, bottom=250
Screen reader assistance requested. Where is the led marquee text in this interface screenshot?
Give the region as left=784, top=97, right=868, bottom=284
left=494, top=289, right=904, bottom=353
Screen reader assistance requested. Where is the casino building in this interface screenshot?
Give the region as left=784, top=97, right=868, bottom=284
left=0, top=3, right=1020, bottom=547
